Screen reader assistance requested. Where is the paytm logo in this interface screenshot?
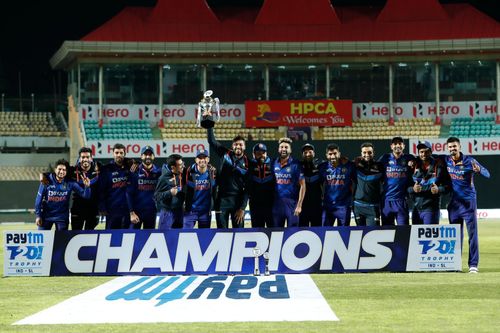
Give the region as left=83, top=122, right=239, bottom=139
left=106, top=275, right=289, bottom=307
left=6, top=232, right=45, bottom=260
left=417, top=226, right=457, bottom=255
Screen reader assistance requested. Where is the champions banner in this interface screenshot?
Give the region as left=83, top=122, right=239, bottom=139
left=4, top=226, right=461, bottom=276
left=245, top=99, right=352, bottom=127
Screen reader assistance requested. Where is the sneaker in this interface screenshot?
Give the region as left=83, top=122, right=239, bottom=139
left=469, top=267, right=479, bottom=274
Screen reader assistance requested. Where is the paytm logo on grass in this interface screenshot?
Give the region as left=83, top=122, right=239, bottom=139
left=3, top=231, right=54, bottom=276
left=406, top=225, right=461, bottom=272
left=106, top=275, right=289, bottom=306
left=14, top=275, right=338, bottom=325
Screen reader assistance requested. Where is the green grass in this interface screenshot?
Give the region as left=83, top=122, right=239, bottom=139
left=1, top=221, right=500, bottom=332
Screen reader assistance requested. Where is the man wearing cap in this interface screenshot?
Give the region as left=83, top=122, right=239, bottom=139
left=445, top=137, right=490, bottom=273
left=353, top=142, right=385, bottom=226
left=300, top=143, right=323, bottom=227
left=378, top=137, right=415, bottom=225
left=126, top=145, right=161, bottom=229
left=320, top=143, right=356, bottom=226
left=207, top=127, right=248, bottom=228
left=408, top=141, right=449, bottom=225
left=272, top=137, right=306, bottom=228
left=154, top=154, right=186, bottom=229
left=183, top=149, right=217, bottom=229
left=247, top=143, right=275, bottom=228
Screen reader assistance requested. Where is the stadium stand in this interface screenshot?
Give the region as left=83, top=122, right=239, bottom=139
left=0, top=111, right=65, bottom=136
left=0, top=166, right=49, bottom=181
left=321, top=118, right=440, bottom=140
left=83, top=120, right=153, bottom=140
left=159, top=120, right=279, bottom=140
left=449, top=117, right=497, bottom=138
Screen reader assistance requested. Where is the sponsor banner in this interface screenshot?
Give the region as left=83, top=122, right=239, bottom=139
left=406, top=225, right=461, bottom=271
left=438, top=209, right=500, bottom=220
left=245, top=99, right=352, bottom=127
left=87, top=139, right=209, bottom=158
left=79, top=104, right=244, bottom=122
left=14, top=274, right=338, bottom=324
left=354, top=101, right=497, bottom=120
left=409, top=138, right=500, bottom=156
left=3, top=231, right=54, bottom=276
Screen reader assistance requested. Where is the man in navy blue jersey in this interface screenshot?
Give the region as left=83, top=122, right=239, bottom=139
left=272, top=137, right=305, bottom=228
left=320, top=143, right=356, bottom=227
left=98, top=143, right=133, bottom=229
left=445, top=137, right=490, bottom=273
left=299, top=143, right=323, bottom=227
left=378, top=137, right=415, bottom=225
left=353, top=142, right=384, bottom=226
left=183, top=149, right=217, bottom=229
left=35, top=159, right=90, bottom=230
left=127, top=145, right=161, bottom=229
left=155, top=154, right=185, bottom=230
left=247, top=143, right=275, bottom=228
left=408, top=141, right=449, bottom=225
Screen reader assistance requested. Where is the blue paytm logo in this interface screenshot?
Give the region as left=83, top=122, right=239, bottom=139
left=5, top=232, right=45, bottom=260
left=417, top=226, right=456, bottom=255
left=106, top=275, right=290, bottom=307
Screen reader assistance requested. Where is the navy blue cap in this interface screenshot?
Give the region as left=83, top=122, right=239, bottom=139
left=391, top=136, right=404, bottom=144
left=140, top=145, right=154, bottom=155
left=196, top=149, right=209, bottom=158
left=253, top=143, right=267, bottom=153
left=417, top=140, right=432, bottom=152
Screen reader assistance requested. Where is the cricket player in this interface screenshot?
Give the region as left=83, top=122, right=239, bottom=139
left=300, top=143, right=323, bottom=227
left=183, top=149, right=217, bottom=229
left=408, top=141, right=449, bottom=225
left=127, top=145, right=161, bottom=229
left=207, top=127, right=248, bottom=228
left=353, top=142, right=385, bottom=226
left=154, top=154, right=185, bottom=230
left=320, top=143, right=356, bottom=226
left=35, top=159, right=90, bottom=230
left=445, top=137, right=490, bottom=273
left=247, top=143, right=275, bottom=228
left=378, top=137, right=415, bottom=225
left=272, top=137, right=306, bottom=228
left=98, top=143, right=133, bottom=229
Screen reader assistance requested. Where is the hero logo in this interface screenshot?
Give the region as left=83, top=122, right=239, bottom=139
left=418, top=226, right=456, bottom=255
left=63, top=229, right=396, bottom=274
left=356, top=104, right=368, bottom=118
left=140, top=106, right=187, bottom=119
left=413, top=104, right=424, bottom=118
left=105, top=275, right=289, bottom=306
left=5, top=232, right=44, bottom=260
left=171, top=143, right=206, bottom=154
left=102, top=108, right=129, bottom=118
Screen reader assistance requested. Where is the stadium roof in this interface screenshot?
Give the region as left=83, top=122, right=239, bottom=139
left=50, top=0, right=500, bottom=69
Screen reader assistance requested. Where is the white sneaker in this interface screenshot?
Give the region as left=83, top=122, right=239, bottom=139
left=469, top=267, right=479, bottom=274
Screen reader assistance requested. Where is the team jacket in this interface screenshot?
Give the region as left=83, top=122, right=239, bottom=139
left=378, top=153, right=415, bottom=201
left=319, top=157, right=356, bottom=209
left=35, top=173, right=90, bottom=222
left=408, top=157, right=450, bottom=211
left=207, top=128, right=248, bottom=210
left=273, top=156, right=304, bottom=201
left=98, top=161, right=130, bottom=214
left=183, top=163, right=217, bottom=213
left=247, top=156, right=275, bottom=206
left=301, top=158, right=323, bottom=210
left=444, top=153, right=490, bottom=201
left=154, top=166, right=185, bottom=211
left=353, top=157, right=385, bottom=206
left=126, top=163, right=161, bottom=214
left=69, top=161, right=100, bottom=216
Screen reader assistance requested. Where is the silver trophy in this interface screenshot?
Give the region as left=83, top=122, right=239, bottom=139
left=263, top=252, right=270, bottom=276
left=197, top=90, right=220, bottom=129
left=252, top=247, right=261, bottom=276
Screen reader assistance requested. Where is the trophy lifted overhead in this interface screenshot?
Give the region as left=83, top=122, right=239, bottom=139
left=197, top=90, right=221, bottom=129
